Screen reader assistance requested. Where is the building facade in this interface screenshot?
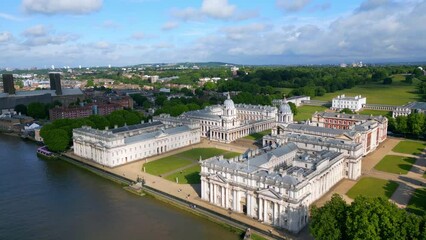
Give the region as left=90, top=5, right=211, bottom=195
left=392, top=102, right=426, bottom=117
left=49, top=103, right=123, bottom=121
left=73, top=121, right=201, bottom=167
left=200, top=142, right=360, bottom=233
left=154, top=94, right=292, bottom=143
left=331, top=94, right=366, bottom=112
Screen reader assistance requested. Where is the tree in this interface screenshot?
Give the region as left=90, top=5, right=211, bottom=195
left=383, top=77, right=393, bottom=85
left=310, top=195, right=425, bottom=240
left=288, top=102, right=298, bottom=115
left=88, top=115, right=110, bottom=130
left=405, top=74, right=414, bottom=84
left=310, top=194, right=348, bottom=240
left=14, top=104, right=27, bottom=115
left=27, top=102, right=47, bottom=119
left=43, top=129, right=69, bottom=152
left=340, top=108, right=354, bottom=114
left=395, top=116, right=408, bottom=135
left=407, top=112, right=426, bottom=136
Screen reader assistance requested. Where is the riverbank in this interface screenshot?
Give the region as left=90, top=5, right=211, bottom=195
left=58, top=152, right=292, bottom=240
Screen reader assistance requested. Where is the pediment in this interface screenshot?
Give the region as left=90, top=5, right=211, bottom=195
left=257, top=188, right=282, bottom=200
left=209, top=174, right=227, bottom=183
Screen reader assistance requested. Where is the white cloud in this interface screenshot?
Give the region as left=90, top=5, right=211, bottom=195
left=276, top=0, right=312, bottom=12
left=201, top=0, right=235, bottom=19
left=23, top=25, right=48, bottom=37
left=21, top=25, right=78, bottom=46
left=0, top=32, right=13, bottom=43
left=162, top=21, right=179, bottom=31
left=171, top=7, right=202, bottom=21
left=100, top=20, right=120, bottom=29
left=171, top=0, right=253, bottom=21
left=130, top=32, right=145, bottom=40
left=0, top=13, right=25, bottom=21
left=22, top=0, right=103, bottom=15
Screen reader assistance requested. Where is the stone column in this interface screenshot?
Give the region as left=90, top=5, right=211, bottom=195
left=274, top=202, right=278, bottom=225
left=264, top=199, right=268, bottom=223
left=259, top=198, right=263, bottom=221
left=225, top=188, right=229, bottom=209
left=213, top=184, right=217, bottom=204
left=209, top=182, right=213, bottom=202
left=221, top=186, right=225, bottom=207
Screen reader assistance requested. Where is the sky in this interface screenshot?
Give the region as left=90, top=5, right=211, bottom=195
left=0, top=0, right=425, bottom=68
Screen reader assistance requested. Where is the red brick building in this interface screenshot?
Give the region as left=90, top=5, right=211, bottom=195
left=49, top=103, right=123, bottom=121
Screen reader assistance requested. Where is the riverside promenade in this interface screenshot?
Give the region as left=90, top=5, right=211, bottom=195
left=62, top=139, right=309, bottom=240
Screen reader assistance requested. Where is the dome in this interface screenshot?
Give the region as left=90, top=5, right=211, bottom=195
left=223, top=93, right=235, bottom=109
left=280, top=102, right=292, bottom=114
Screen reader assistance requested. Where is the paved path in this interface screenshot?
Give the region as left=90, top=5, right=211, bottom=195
left=314, top=137, right=426, bottom=208
left=63, top=140, right=300, bottom=240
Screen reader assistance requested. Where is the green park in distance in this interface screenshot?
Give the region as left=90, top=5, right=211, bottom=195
left=312, top=76, right=420, bottom=105
left=294, top=105, right=328, bottom=122
left=392, top=140, right=426, bottom=155
left=346, top=177, right=399, bottom=199
left=144, top=148, right=240, bottom=184
left=374, top=155, right=416, bottom=174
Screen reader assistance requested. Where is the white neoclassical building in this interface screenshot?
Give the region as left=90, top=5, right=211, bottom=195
left=200, top=140, right=361, bottom=233
left=154, top=94, right=293, bottom=143
left=73, top=121, right=201, bottom=167
left=331, top=94, right=366, bottom=112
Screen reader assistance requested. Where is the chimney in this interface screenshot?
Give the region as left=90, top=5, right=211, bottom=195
left=2, top=74, right=15, bottom=94
left=49, top=72, right=62, bottom=95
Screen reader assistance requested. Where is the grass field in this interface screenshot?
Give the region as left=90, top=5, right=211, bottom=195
left=374, top=155, right=416, bottom=174
left=392, top=141, right=426, bottom=155
left=145, top=148, right=240, bottom=180
left=144, top=156, right=193, bottom=176
left=294, top=105, right=328, bottom=122
left=406, top=188, right=426, bottom=216
left=358, top=109, right=391, bottom=117
left=312, top=80, right=419, bottom=105
left=346, top=177, right=399, bottom=199
left=243, top=130, right=271, bottom=141
left=176, top=148, right=240, bottom=160
left=166, top=165, right=201, bottom=184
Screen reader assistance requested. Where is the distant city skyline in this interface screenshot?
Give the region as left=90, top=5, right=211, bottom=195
left=0, top=0, right=425, bottom=68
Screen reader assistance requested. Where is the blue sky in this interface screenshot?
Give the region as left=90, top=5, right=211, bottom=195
left=0, top=0, right=425, bottom=68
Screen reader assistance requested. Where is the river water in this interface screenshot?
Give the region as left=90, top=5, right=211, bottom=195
left=0, top=135, right=239, bottom=240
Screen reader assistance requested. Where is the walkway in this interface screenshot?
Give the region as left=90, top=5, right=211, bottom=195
left=314, top=137, right=426, bottom=208
left=63, top=140, right=300, bottom=240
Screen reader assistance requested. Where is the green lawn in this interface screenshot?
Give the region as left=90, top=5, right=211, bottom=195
left=144, top=156, right=193, bottom=176
left=392, top=141, right=426, bottom=155
left=374, top=155, right=416, bottom=174
left=175, top=148, right=239, bottom=160
left=144, top=148, right=240, bottom=177
left=243, top=130, right=271, bottom=141
left=347, top=177, right=399, bottom=199
left=312, top=81, right=419, bottom=105
left=406, top=188, right=426, bottom=216
left=358, top=109, right=391, bottom=117
left=166, top=165, right=201, bottom=184
left=294, top=105, right=328, bottom=122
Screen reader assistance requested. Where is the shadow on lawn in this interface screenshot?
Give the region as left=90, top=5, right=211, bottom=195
left=406, top=188, right=426, bottom=216
left=383, top=181, right=399, bottom=198
left=184, top=171, right=201, bottom=184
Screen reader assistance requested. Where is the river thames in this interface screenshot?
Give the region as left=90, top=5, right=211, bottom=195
left=0, top=135, right=239, bottom=240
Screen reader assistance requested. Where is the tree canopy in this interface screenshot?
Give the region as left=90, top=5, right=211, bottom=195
left=310, top=194, right=426, bottom=240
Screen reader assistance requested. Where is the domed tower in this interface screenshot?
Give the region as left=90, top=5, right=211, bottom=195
left=222, top=92, right=238, bottom=128
left=278, top=99, right=293, bottom=124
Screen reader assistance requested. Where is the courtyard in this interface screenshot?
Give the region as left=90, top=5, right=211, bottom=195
left=143, top=148, right=240, bottom=184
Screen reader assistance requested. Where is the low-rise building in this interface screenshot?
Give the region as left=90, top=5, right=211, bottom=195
left=331, top=94, right=366, bottom=112
left=72, top=121, right=201, bottom=167
left=392, top=102, right=426, bottom=117
left=201, top=141, right=359, bottom=233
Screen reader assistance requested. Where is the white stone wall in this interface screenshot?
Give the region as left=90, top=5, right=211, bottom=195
left=73, top=127, right=200, bottom=167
